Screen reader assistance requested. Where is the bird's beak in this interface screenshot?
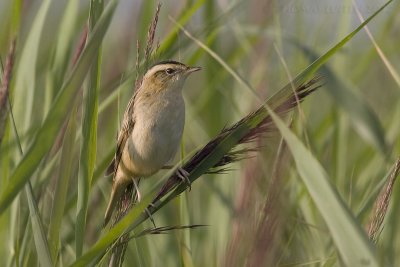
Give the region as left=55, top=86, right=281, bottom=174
left=186, top=66, right=202, bottom=74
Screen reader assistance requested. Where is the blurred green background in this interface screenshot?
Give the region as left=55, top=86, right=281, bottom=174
left=0, top=0, right=400, bottom=266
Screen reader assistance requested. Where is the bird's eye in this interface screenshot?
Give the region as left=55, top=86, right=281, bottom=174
left=165, top=68, right=175, bottom=75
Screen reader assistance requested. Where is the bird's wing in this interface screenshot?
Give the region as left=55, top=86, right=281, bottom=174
left=106, top=94, right=136, bottom=177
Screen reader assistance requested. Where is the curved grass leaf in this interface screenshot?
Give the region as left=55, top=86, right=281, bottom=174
left=0, top=0, right=118, bottom=215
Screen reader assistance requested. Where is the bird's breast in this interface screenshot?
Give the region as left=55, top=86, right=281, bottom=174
left=126, top=93, right=185, bottom=176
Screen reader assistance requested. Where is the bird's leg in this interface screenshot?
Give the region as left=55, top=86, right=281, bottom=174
left=131, top=178, right=141, bottom=202
left=131, top=178, right=156, bottom=228
left=176, top=167, right=191, bottom=191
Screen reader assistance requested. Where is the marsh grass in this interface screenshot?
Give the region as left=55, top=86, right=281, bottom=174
left=0, top=0, right=399, bottom=266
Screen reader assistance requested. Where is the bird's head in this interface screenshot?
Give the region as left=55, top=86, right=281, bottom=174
left=142, top=60, right=201, bottom=92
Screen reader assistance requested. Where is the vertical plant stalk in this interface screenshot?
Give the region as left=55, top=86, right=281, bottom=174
left=367, top=158, right=400, bottom=243
left=76, top=0, right=103, bottom=257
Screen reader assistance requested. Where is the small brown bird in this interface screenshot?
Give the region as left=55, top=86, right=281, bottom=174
left=104, top=60, right=201, bottom=225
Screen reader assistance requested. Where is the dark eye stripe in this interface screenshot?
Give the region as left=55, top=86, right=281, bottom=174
left=154, top=68, right=177, bottom=76
left=152, top=66, right=184, bottom=78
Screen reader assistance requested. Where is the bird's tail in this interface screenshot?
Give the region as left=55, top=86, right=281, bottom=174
left=104, top=179, right=125, bottom=227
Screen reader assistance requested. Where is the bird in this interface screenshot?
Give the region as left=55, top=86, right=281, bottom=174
left=104, top=60, right=201, bottom=226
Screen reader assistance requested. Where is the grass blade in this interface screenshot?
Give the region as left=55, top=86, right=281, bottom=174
left=48, top=108, right=77, bottom=262
left=25, top=183, right=52, bottom=267
left=12, top=0, right=51, bottom=139
left=46, top=0, right=80, bottom=114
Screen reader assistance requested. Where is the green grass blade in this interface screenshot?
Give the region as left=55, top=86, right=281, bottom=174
left=47, top=0, right=80, bottom=114
left=10, top=0, right=22, bottom=35
left=12, top=0, right=51, bottom=138
left=75, top=0, right=103, bottom=257
left=265, top=104, right=378, bottom=267
left=48, top=108, right=77, bottom=262
left=25, top=183, right=52, bottom=267
left=0, top=0, right=118, bottom=215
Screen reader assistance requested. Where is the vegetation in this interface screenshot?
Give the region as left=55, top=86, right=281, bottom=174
left=0, top=0, right=399, bottom=266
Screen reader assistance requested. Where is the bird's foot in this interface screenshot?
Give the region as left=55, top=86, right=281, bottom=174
left=176, top=167, right=191, bottom=191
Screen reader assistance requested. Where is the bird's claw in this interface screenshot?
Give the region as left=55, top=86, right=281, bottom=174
left=176, top=167, right=191, bottom=191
